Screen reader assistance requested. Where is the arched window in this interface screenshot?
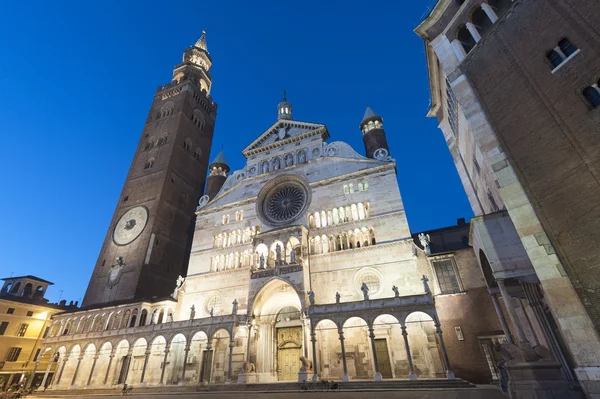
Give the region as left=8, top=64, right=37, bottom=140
left=320, top=211, right=327, bottom=227
left=321, top=235, right=329, bottom=254
left=339, top=207, right=346, bottom=223
left=364, top=202, right=371, bottom=217
left=343, top=185, right=350, bottom=194
left=315, top=212, right=321, bottom=228
left=10, top=282, right=21, bottom=294
left=547, top=38, right=579, bottom=69
left=369, top=227, right=376, bottom=245
left=351, top=204, right=359, bottom=221
left=157, top=134, right=168, bottom=146
left=145, top=137, right=156, bottom=150
left=129, top=309, right=138, bottom=328
left=457, top=25, right=476, bottom=54
left=21, top=283, right=33, bottom=298
left=139, top=309, right=148, bottom=326
left=583, top=86, right=600, bottom=108
left=194, top=147, right=202, bottom=160
left=558, top=38, right=577, bottom=57
left=33, top=285, right=44, bottom=299
left=546, top=49, right=563, bottom=68
left=471, top=6, right=493, bottom=36
left=182, top=139, right=192, bottom=152
left=144, top=158, right=155, bottom=169
left=358, top=203, right=366, bottom=220
left=157, top=309, right=165, bottom=324
left=308, top=214, right=315, bottom=228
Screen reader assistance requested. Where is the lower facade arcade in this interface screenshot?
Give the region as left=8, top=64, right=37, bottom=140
left=38, top=279, right=455, bottom=389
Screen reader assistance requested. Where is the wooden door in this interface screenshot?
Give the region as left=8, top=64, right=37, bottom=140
left=278, top=348, right=301, bottom=381
left=375, top=339, right=393, bottom=379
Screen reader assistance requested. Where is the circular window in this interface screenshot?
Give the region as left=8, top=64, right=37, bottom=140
left=257, top=175, right=311, bottom=226
left=205, top=295, right=222, bottom=315
left=353, top=267, right=384, bottom=297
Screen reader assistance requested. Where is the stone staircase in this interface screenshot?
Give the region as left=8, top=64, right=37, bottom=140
left=32, top=378, right=475, bottom=396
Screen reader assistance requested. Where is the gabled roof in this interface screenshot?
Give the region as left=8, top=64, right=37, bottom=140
left=242, top=119, right=329, bottom=157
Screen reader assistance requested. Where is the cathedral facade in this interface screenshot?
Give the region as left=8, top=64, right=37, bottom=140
left=34, top=34, right=507, bottom=390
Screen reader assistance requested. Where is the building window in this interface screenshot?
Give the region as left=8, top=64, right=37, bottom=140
left=358, top=181, right=369, bottom=192
left=42, top=326, right=49, bottom=338
left=457, top=25, right=476, bottom=54
left=33, top=348, right=41, bottom=362
left=144, top=158, right=155, bottom=169
left=0, top=321, right=8, bottom=335
left=473, top=155, right=480, bottom=174
left=583, top=85, right=600, bottom=108
left=446, top=78, right=459, bottom=137
left=16, top=323, right=28, bottom=337
left=488, top=189, right=500, bottom=212
left=6, top=308, right=15, bottom=314
left=5, top=347, right=22, bottom=362
left=546, top=38, right=579, bottom=70
left=433, top=259, right=462, bottom=294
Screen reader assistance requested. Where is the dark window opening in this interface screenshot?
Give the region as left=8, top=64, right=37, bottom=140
left=583, top=87, right=600, bottom=108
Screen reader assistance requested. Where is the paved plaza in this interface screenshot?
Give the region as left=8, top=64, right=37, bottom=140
left=32, top=387, right=507, bottom=399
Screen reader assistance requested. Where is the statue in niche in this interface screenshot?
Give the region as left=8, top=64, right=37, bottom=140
left=259, top=254, right=265, bottom=269
left=336, top=292, right=341, bottom=303
left=298, top=151, right=306, bottom=163
left=290, top=247, right=296, bottom=264
left=308, top=290, right=315, bottom=306
left=190, top=305, right=196, bottom=320
left=272, top=158, right=280, bottom=170
left=285, top=154, right=293, bottom=167
left=392, top=286, right=399, bottom=297
left=232, top=299, right=238, bottom=315
left=167, top=312, right=174, bottom=323
left=361, top=282, right=370, bottom=301
left=418, top=233, right=431, bottom=255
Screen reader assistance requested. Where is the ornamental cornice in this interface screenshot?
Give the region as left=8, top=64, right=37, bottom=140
left=243, top=125, right=329, bottom=157
left=196, top=242, right=253, bottom=255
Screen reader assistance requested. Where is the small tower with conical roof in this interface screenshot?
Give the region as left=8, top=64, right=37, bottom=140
left=360, top=106, right=390, bottom=159
left=205, top=150, right=229, bottom=200
left=277, top=91, right=293, bottom=120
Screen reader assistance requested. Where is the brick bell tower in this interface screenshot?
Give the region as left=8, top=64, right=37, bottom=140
left=82, top=32, right=217, bottom=307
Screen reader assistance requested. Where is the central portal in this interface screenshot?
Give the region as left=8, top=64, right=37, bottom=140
left=277, top=326, right=303, bottom=381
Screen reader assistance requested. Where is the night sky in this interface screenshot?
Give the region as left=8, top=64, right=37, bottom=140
left=0, top=0, right=471, bottom=303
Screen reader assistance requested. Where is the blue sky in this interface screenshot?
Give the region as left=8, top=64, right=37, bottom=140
left=0, top=0, right=471, bottom=303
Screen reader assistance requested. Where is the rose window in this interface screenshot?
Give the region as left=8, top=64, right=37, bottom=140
left=257, top=176, right=311, bottom=226
left=266, top=186, right=305, bottom=222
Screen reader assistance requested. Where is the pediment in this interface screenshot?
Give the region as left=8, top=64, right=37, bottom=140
left=242, top=120, right=329, bottom=157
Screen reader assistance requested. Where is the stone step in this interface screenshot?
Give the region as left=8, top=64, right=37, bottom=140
left=33, top=379, right=475, bottom=396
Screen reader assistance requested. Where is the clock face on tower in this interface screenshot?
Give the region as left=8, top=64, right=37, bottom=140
left=113, top=206, right=149, bottom=246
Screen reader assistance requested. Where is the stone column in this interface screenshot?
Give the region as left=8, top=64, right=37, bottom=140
left=40, top=359, right=54, bottom=389
left=338, top=328, right=349, bottom=382
left=480, top=3, right=498, bottom=23
left=401, top=325, right=417, bottom=380
left=310, top=330, right=319, bottom=382
left=180, top=344, right=191, bottom=385
left=140, top=350, right=151, bottom=384
left=433, top=315, right=455, bottom=379
left=103, top=350, right=115, bottom=386
left=54, top=356, right=69, bottom=387
left=159, top=345, right=171, bottom=385
left=490, top=293, right=514, bottom=344
left=86, top=355, right=99, bottom=386
left=26, top=360, right=40, bottom=389
left=497, top=279, right=530, bottom=345
left=465, top=22, right=482, bottom=42
left=201, top=341, right=212, bottom=385
left=226, top=339, right=235, bottom=383
left=368, top=326, right=382, bottom=381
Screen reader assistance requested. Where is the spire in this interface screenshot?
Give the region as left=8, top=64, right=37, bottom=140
left=277, top=90, right=293, bottom=121
left=195, top=30, right=208, bottom=51
left=210, top=150, right=228, bottom=167
left=362, top=105, right=377, bottom=121
left=360, top=105, right=384, bottom=133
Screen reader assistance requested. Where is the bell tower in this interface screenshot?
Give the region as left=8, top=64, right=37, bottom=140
left=82, top=33, right=218, bottom=307
left=360, top=106, right=390, bottom=159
